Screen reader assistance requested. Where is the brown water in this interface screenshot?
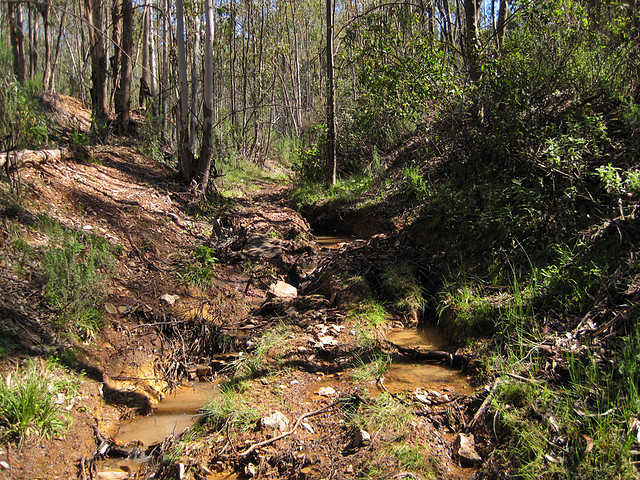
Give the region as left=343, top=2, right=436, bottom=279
left=114, top=382, right=218, bottom=447
left=384, top=326, right=474, bottom=395
left=315, top=235, right=354, bottom=248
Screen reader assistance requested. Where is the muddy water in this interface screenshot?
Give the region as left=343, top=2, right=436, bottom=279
left=114, top=382, right=218, bottom=446
left=315, top=235, right=355, bottom=248
left=384, top=326, right=474, bottom=395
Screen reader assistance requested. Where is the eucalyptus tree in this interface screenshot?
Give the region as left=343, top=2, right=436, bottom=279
left=84, top=0, right=108, bottom=127
left=8, top=1, right=26, bottom=83
left=115, top=0, right=133, bottom=132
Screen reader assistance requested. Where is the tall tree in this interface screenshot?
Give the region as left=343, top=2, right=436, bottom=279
left=325, top=0, right=337, bottom=187
left=464, top=0, right=482, bottom=82
left=176, top=0, right=193, bottom=179
left=8, top=1, right=26, bottom=83
left=84, top=0, right=108, bottom=126
left=196, top=0, right=216, bottom=193
left=116, top=0, right=133, bottom=131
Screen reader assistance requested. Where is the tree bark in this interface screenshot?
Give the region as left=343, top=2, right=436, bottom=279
left=325, top=0, right=337, bottom=188
left=139, top=3, right=151, bottom=110
left=116, top=0, right=133, bottom=132
left=196, top=0, right=216, bottom=193
left=111, top=0, right=122, bottom=110
left=48, top=8, right=66, bottom=93
left=39, top=1, right=51, bottom=90
left=84, top=0, right=108, bottom=127
left=464, top=0, right=482, bottom=83
left=176, top=0, right=193, bottom=179
left=8, top=2, right=26, bottom=83
left=496, top=0, right=508, bottom=52
left=28, top=4, right=38, bottom=80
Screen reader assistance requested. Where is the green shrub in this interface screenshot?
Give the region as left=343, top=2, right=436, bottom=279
left=42, top=220, right=114, bottom=337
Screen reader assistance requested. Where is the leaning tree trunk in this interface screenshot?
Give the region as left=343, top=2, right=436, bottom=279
left=196, top=0, right=216, bottom=193
left=325, top=0, right=337, bottom=188
left=176, top=0, right=193, bottom=179
left=8, top=2, right=26, bottom=83
left=116, top=0, right=133, bottom=132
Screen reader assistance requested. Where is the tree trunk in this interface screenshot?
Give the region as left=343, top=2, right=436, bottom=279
left=464, top=0, right=482, bottom=83
left=39, top=1, right=51, bottom=91
left=111, top=0, right=122, bottom=110
left=28, top=4, right=38, bottom=80
left=48, top=8, right=66, bottom=93
left=84, top=0, right=108, bottom=127
left=139, top=3, right=151, bottom=110
left=189, top=16, right=201, bottom=154
left=8, top=2, right=26, bottom=83
left=496, top=0, right=508, bottom=52
left=148, top=5, right=158, bottom=115
left=176, top=0, right=193, bottom=179
left=116, top=0, right=133, bottom=132
left=325, top=0, right=337, bottom=188
left=196, top=0, right=216, bottom=193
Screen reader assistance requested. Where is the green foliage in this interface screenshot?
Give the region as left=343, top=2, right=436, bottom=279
left=42, top=218, right=114, bottom=337
left=381, top=261, right=426, bottom=320
left=346, top=301, right=389, bottom=349
left=201, top=385, right=260, bottom=432
left=349, top=351, right=390, bottom=384
left=291, top=124, right=327, bottom=184
left=0, top=74, right=49, bottom=150
left=226, top=324, right=293, bottom=380
left=0, top=359, right=77, bottom=441
left=177, top=245, right=218, bottom=288
left=401, top=165, right=430, bottom=202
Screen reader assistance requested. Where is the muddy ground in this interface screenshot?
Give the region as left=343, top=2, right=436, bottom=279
left=0, top=96, right=493, bottom=480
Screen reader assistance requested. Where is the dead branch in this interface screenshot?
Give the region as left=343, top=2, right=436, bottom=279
left=466, top=379, right=502, bottom=432
left=239, top=399, right=344, bottom=457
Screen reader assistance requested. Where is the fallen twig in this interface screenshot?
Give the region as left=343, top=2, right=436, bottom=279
left=466, top=379, right=502, bottom=432
left=239, top=399, right=344, bottom=457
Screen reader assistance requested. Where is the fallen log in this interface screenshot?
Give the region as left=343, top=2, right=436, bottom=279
left=0, top=147, right=69, bottom=170
left=387, top=341, right=473, bottom=368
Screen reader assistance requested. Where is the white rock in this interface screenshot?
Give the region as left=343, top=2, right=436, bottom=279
left=259, top=410, right=289, bottom=432
left=0, top=461, right=9, bottom=470
left=318, top=335, right=338, bottom=346
left=317, top=386, right=336, bottom=396
left=345, top=428, right=371, bottom=450
left=160, top=293, right=180, bottom=305
left=301, top=422, right=315, bottom=434
left=268, top=280, right=297, bottom=298
left=454, top=433, right=482, bottom=464
left=245, top=463, right=257, bottom=477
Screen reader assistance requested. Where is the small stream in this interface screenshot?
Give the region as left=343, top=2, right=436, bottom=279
left=385, top=326, right=473, bottom=395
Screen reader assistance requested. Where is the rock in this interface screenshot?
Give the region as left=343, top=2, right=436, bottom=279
left=195, top=366, right=213, bottom=379
left=415, top=394, right=431, bottom=405
left=96, top=472, right=128, bottom=480
left=245, top=463, right=258, bottom=477
left=301, top=422, right=315, bottom=434
left=317, top=386, right=336, bottom=397
left=268, top=280, right=297, bottom=298
left=259, top=411, right=289, bottom=432
left=104, top=302, right=118, bottom=315
left=454, top=433, right=482, bottom=465
left=0, top=461, right=9, bottom=470
left=160, top=293, right=180, bottom=305
left=318, top=335, right=338, bottom=346
left=345, top=428, right=371, bottom=450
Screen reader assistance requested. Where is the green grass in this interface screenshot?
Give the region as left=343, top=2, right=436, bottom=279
left=349, top=351, right=390, bottom=384
left=201, top=384, right=260, bottom=432
left=290, top=176, right=376, bottom=211
left=0, top=359, right=78, bottom=441
left=381, top=261, right=426, bottom=322
left=346, top=301, right=389, bottom=349
left=176, top=245, right=218, bottom=288
left=216, top=157, right=286, bottom=198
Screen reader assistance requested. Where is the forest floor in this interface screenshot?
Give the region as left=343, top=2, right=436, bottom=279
left=0, top=96, right=497, bottom=480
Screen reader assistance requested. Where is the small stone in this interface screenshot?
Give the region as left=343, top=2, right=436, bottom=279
left=330, top=325, right=345, bottom=334
left=160, top=293, right=180, bottom=305
left=454, top=433, right=482, bottom=465
left=259, top=411, right=289, bottom=432
left=83, top=225, right=93, bottom=230
left=415, top=394, right=431, bottom=405
left=104, top=302, right=118, bottom=315
left=0, top=461, right=9, bottom=470
left=245, top=463, right=257, bottom=477
left=345, top=428, right=371, bottom=450
left=317, top=386, right=336, bottom=397
left=96, top=472, right=128, bottom=480
left=290, top=379, right=300, bottom=385
left=268, top=280, right=297, bottom=298
left=297, top=346, right=308, bottom=354
left=318, top=335, right=338, bottom=346
left=117, top=305, right=129, bottom=314
left=301, top=422, right=314, bottom=433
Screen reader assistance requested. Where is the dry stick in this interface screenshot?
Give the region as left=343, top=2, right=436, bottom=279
left=239, top=399, right=344, bottom=457
left=466, top=379, right=502, bottom=432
